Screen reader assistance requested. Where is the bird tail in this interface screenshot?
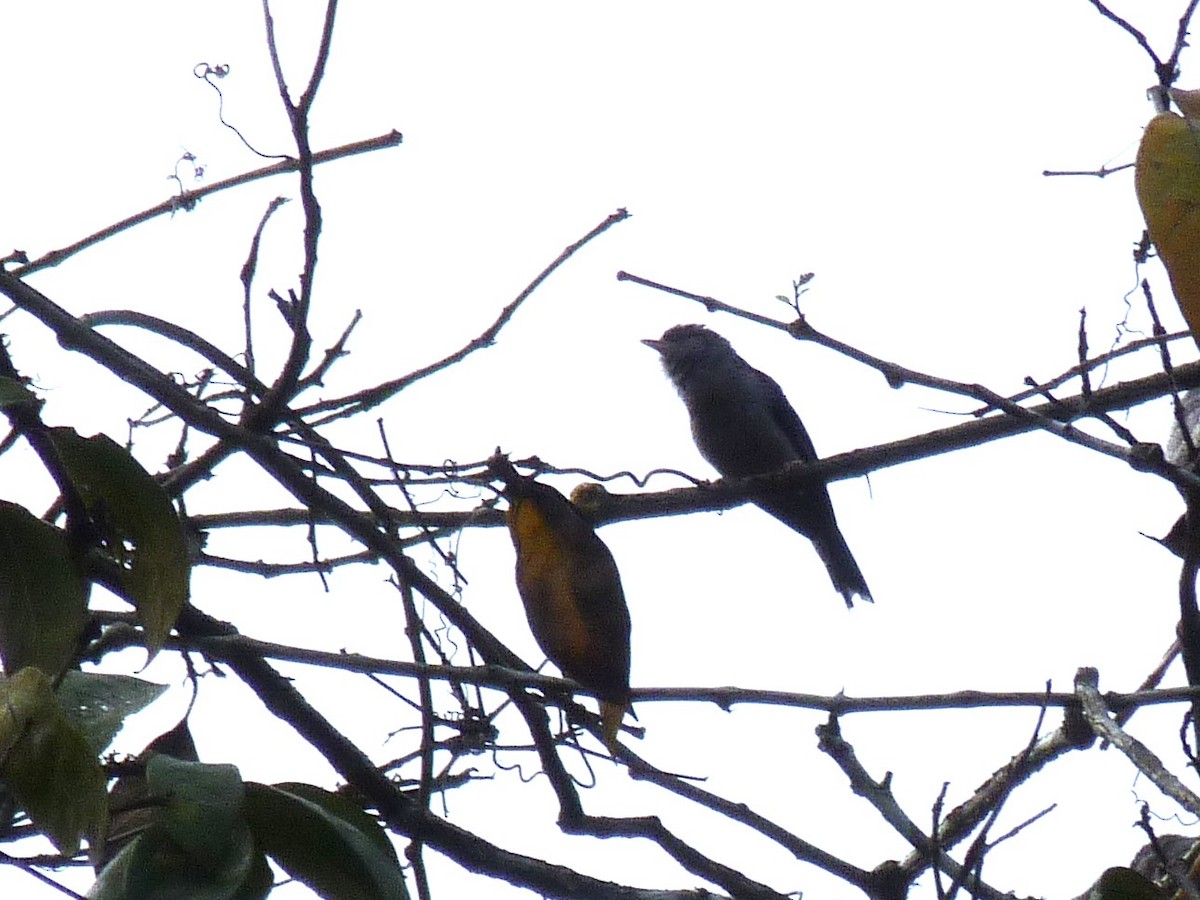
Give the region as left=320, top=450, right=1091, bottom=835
left=600, top=701, right=632, bottom=755
left=811, top=529, right=872, bottom=609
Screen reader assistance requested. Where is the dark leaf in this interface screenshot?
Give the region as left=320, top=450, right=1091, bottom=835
left=245, top=781, right=408, bottom=900
left=0, top=667, right=107, bottom=855
left=50, top=428, right=190, bottom=660
left=0, top=500, right=89, bottom=676
left=0, top=376, right=36, bottom=408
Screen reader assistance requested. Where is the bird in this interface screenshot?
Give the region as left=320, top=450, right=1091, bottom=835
left=643, top=323, right=871, bottom=607
left=491, top=456, right=633, bottom=753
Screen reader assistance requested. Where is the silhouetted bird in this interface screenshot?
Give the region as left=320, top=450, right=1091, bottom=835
left=643, top=324, right=871, bottom=607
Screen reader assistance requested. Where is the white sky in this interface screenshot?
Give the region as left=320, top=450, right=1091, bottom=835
left=2, top=2, right=1199, bottom=898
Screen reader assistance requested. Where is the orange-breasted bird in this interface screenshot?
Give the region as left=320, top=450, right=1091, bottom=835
left=493, top=458, right=633, bottom=753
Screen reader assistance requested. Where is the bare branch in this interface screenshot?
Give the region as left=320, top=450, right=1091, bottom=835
left=301, top=208, right=631, bottom=421
left=11, top=131, right=402, bottom=277
left=1076, top=667, right=1200, bottom=817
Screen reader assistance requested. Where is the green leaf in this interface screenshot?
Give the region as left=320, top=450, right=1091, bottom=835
left=245, top=782, right=409, bottom=900
left=57, top=671, right=167, bottom=754
left=271, top=783, right=398, bottom=865
left=0, top=667, right=107, bottom=855
left=146, top=755, right=247, bottom=871
left=91, top=756, right=267, bottom=900
left=231, top=851, right=274, bottom=900
left=49, top=428, right=190, bottom=661
left=0, top=500, right=89, bottom=675
left=94, top=721, right=199, bottom=873
left=0, top=376, right=36, bottom=408
left=90, top=829, right=265, bottom=900
left=1087, top=867, right=1167, bottom=900
left=1137, top=98, right=1200, bottom=347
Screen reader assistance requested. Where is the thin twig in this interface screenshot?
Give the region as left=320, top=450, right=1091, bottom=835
left=300, top=208, right=631, bottom=421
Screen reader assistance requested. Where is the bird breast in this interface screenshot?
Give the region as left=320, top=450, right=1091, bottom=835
left=684, top=385, right=797, bottom=477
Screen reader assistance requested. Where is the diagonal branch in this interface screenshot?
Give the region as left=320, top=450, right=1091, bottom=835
left=1076, top=667, right=1200, bottom=817
left=300, top=208, right=631, bottom=422
left=10, top=131, right=402, bottom=278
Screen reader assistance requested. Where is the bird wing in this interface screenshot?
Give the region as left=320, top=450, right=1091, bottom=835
left=752, top=366, right=819, bottom=462
left=563, top=526, right=632, bottom=700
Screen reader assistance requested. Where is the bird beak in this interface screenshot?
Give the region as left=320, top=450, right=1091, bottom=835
left=641, top=338, right=663, bottom=352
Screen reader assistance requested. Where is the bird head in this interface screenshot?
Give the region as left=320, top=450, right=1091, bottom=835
left=642, top=324, right=735, bottom=384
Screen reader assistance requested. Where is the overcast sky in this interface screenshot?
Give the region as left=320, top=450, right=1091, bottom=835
left=2, top=3, right=1199, bottom=898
